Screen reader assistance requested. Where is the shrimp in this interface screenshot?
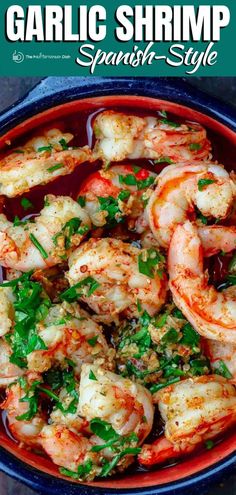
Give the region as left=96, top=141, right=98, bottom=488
left=0, top=339, right=23, bottom=386
left=78, top=164, right=156, bottom=228
left=147, top=162, right=236, bottom=248
left=198, top=225, right=236, bottom=257
left=0, top=287, right=15, bottom=336
left=27, top=302, right=109, bottom=374
left=78, top=364, right=154, bottom=442
left=168, top=221, right=236, bottom=343
left=66, top=238, right=167, bottom=323
left=40, top=425, right=99, bottom=478
left=0, top=129, right=91, bottom=197
left=93, top=111, right=211, bottom=163
left=138, top=375, right=236, bottom=466
left=203, top=339, right=236, bottom=382
left=1, top=373, right=45, bottom=446
left=0, top=194, right=91, bottom=271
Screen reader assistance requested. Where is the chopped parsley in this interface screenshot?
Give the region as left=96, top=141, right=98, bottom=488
left=53, top=217, right=89, bottom=250
left=47, top=163, right=64, bottom=173
left=159, top=119, right=180, bottom=128
left=21, top=198, right=33, bottom=211
left=154, top=156, right=173, bottom=164
left=37, top=145, right=53, bottom=153
left=119, top=174, right=155, bottom=190
left=180, top=323, right=200, bottom=349
left=98, top=190, right=130, bottom=227
left=87, top=336, right=98, bottom=347
left=59, top=138, right=69, bottom=150
left=205, top=440, right=215, bottom=450
left=29, top=233, right=48, bottom=259
left=138, top=248, right=165, bottom=279
left=189, top=143, right=201, bottom=151
left=89, top=370, right=98, bottom=381
left=60, top=277, right=100, bottom=303
left=60, top=460, right=93, bottom=480
left=198, top=178, right=215, bottom=191
left=150, top=377, right=180, bottom=394
left=214, top=360, right=233, bottom=379
left=77, top=196, right=86, bottom=207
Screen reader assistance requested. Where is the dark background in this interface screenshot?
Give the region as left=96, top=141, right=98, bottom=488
left=0, top=77, right=235, bottom=495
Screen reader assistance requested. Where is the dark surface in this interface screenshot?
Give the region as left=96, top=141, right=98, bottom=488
left=0, top=77, right=235, bottom=495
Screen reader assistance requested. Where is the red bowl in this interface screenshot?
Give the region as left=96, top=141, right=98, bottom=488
left=0, top=87, right=235, bottom=494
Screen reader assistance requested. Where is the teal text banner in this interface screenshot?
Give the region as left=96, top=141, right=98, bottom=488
left=0, top=0, right=235, bottom=76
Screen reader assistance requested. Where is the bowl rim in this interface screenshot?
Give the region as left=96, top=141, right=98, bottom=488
left=0, top=77, right=235, bottom=493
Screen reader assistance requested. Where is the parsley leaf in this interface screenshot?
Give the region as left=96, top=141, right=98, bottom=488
left=214, top=360, right=233, bottom=379
left=21, top=198, right=33, bottom=211
left=138, top=248, right=165, bottom=279
left=60, top=460, right=93, bottom=480
left=60, top=277, right=100, bottom=303
left=189, top=143, right=201, bottom=151
left=198, top=179, right=215, bottom=191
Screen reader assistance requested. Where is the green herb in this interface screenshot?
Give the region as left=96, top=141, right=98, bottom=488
left=205, top=440, right=214, bottom=450
left=104, top=160, right=111, bottom=170
left=98, top=194, right=129, bottom=227
left=160, top=119, right=180, bottom=128
left=159, top=110, right=167, bottom=118
left=53, top=217, right=88, bottom=250
left=59, top=138, right=69, bottom=150
left=150, top=377, right=180, bottom=394
left=227, top=274, right=236, bottom=286
left=189, top=143, right=201, bottom=151
left=155, top=312, right=168, bottom=328
left=161, top=328, right=179, bottom=344
left=89, top=370, right=98, bottom=381
left=47, top=163, right=64, bottom=173
left=16, top=380, right=41, bottom=420
left=37, top=145, right=53, bottom=153
left=190, top=358, right=210, bottom=376
left=198, top=179, right=215, bottom=191
left=119, top=174, right=155, bottom=190
left=180, top=323, right=200, bottom=349
left=29, top=234, right=48, bottom=259
left=172, top=308, right=184, bottom=319
left=197, top=212, right=208, bottom=225
left=60, top=460, right=93, bottom=480
left=87, top=336, right=98, bottom=347
left=90, top=418, right=120, bottom=442
left=44, top=196, right=50, bottom=207
left=13, top=216, right=27, bottom=227
left=154, top=156, right=173, bottom=164
left=138, top=248, right=165, bottom=279
left=21, top=198, right=33, bottom=211
left=100, top=447, right=141, bottom=477
left=12, top=149, right=24, bottom=154
left=60, top=277, right=100, bottom=303
left=118, top=190, right=131, bottom=201
left=214, top=360, right=233, bottom=379
left=77, top=196, right=86, bottom=207
left=229, top=253, right=236, bottom=273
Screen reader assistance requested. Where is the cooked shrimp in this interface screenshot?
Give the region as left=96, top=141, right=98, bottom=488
left=79, top=364, right=154, bottom=442
left=27, top=302, right=109, bottom=374
left=0, top=195, right=91, bottom=271
left=147, top=162, right=236, bottom=248
left=0, top=287, right=14, bottom=336
left=203, top=339, right=236, bottom=382
left=40, top=424, right=99, bottom=477
left=0, top=340, right=23, bottom=386
left=1, top=373, right=45, bottom=446
left=139, top=375, right=236, bottom=466
left=93, top=111, right=211, bottom=163
left=168, top=221, right=236, bottom=343
left=78, top=164, right=156, bottom=228
left=66, top=238, right=167, bottom=323
left=0, top=128, right=91, bottom=197
left=198, top=225, right=236, bottom=257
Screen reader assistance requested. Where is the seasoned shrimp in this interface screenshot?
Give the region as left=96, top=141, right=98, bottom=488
left=66, top=238, right=167, bottom=323
left=0, top=195, right=91, bottom=271
left=40, top=425, right=99, bottom=478
left=78, top=164, right=156, bottom=228
left=139, top=375, right=236, bottom=466
left=93, top=111, right=211, bottom=163
left=203, top=339, right=236, bottom=382
left=198, top=225, right=236, bottom=257
left=0, top=287, right=14, bottom=336
left=147, top=162, right=236, bottom=248
left=1, top=373, right=45, bottom=446
left=27, top=302, right=109, bottom=374
left=79, top=364, right=154, bottom=442
left=0, top=340, right=23, bottom=386
left=0, top=128, right=91, bottom=197
left=168, top=221, right=236, bottom=343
